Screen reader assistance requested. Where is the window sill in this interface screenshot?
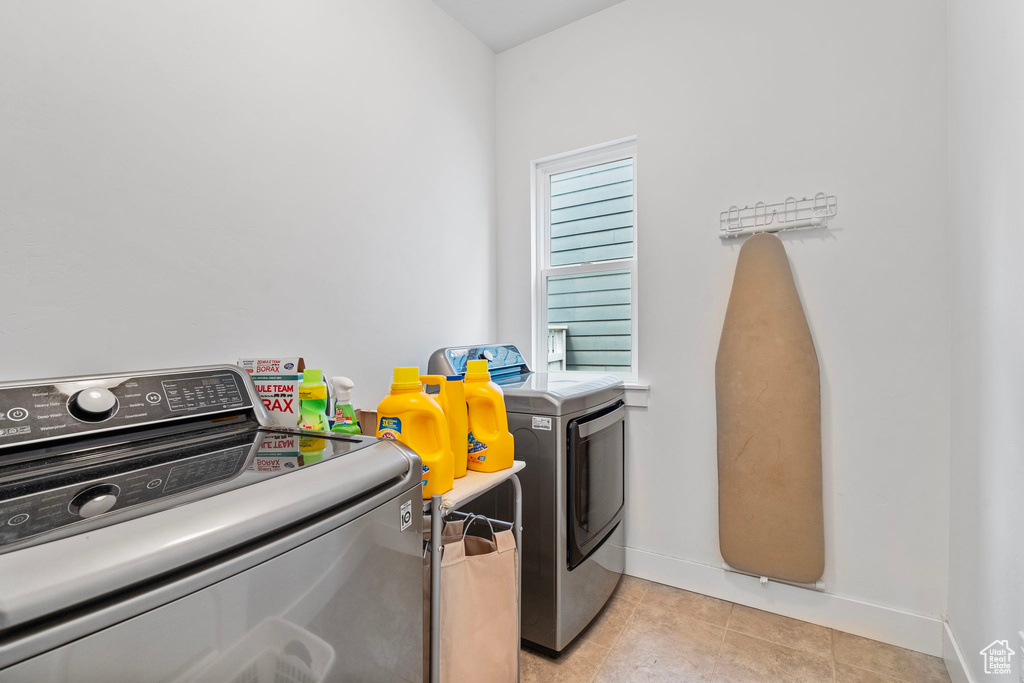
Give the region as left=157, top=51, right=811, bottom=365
left=622, top=383, right=650, bottom=408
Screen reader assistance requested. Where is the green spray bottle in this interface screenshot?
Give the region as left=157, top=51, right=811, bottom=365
left=330, top=376, right=361, bottom=434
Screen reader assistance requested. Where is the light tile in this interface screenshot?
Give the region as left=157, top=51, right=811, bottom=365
left=835, top=661, right=906, bottom=683
left=727, top=604, right=832, bottom=657
left=713, top=630, right=833, bottom=683
left=833, top=631, right=950, bottom=683
left=612, top=575, right=653, bottom=607
left=595, top=600, right=724, bottom=682
left=641, top=581, right=733, bottom=627
left=521, top=639, right=610, bottom=683
left=523, top=580, right=953, bottom=683
left=581, top=597, right=638, bottom=649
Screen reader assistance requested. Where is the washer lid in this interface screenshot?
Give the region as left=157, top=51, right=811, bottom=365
left=0, top=428, right=385, bottom=553
left=500, top=372, right=624, bottom=415
left=0, top=438, right=416, bottom=632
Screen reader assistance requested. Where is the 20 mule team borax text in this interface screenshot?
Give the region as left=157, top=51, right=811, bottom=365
left=237, top=357, right=305, bottom=427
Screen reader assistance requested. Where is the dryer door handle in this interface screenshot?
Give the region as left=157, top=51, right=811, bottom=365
left=576, top=403, right=625, bottom=439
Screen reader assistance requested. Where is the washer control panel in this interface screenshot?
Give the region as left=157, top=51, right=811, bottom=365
left=69, top=484, right=121, bottom=518
left=0, top=444, right=251, bottom=547
left=68, top=388, right=119, bottom=422
left=0, top=367, right=254, bottom=449
left=432, top=344, right=530, bottom=379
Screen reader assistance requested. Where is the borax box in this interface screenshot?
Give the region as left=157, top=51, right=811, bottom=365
left=250, top=431, right=302, bottom=472
left=237, top=357, right=305, bottom=427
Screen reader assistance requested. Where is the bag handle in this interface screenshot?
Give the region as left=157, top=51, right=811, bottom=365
left=461, top=514, right=496, bottom=541
left=494, top=529, right=517, bottom=554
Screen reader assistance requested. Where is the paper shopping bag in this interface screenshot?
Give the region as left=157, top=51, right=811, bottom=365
left=439, top=525, right=518, bottom=683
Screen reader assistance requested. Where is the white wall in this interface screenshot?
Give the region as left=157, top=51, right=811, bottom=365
left=0, top=0, right=496, bottom=399
left=946, top=0, right=1024, bottom=679
left=496, top=0, right=950, bottom=653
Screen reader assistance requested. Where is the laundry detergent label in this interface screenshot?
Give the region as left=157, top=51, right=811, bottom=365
left=421, top=463, right=430, bottom=487
left=378, top=416, right=402, bottom=440
left=467, top=431, right=487, bottom=453
left=468, top=431, right=487, bottom=462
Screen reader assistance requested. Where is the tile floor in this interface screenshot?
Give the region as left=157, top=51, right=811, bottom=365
left=521, top=577, right=951, bottom=683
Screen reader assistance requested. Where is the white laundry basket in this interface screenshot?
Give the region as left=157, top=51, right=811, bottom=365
left=188, top=617, right=336, bottom=683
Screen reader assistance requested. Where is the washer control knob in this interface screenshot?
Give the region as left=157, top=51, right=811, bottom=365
left=69, top=387, right=118, bottom=422
left=69, top=484, right=120, bottom=519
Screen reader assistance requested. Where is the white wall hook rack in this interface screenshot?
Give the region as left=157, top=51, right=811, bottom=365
left=720, top=193, right=838, bottom=239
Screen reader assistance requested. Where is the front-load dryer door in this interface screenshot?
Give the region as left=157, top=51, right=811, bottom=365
left=567, top=401, right=625, bottom=569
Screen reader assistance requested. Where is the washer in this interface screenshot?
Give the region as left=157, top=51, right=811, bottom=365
left=429, top=344, right=626, bottom=654
left=0, top=365, right=423, bottom=682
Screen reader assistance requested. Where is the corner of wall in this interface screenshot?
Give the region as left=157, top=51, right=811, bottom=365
left=943, top=621, right=974, bottom=683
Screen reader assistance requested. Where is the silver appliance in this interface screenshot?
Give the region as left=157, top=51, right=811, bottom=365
left=428, top=344, right=625, bottom=654
left=0, top=365, right=423, bottom=682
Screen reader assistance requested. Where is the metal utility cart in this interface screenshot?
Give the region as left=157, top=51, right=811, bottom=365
left=425, top=461, right=525, bottom=683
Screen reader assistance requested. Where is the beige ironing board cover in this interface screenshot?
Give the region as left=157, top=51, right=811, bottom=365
left=716, top=233, right=824, bottom=583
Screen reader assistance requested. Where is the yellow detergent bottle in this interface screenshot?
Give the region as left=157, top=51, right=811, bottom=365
left=421, top=375, right=469, bottom=479
left=377, top=367, right=454, bottom=498
left=463, top=360, right=514, bottom=472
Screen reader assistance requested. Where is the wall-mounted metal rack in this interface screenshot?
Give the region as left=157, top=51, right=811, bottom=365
left=720, top=193, right=838, bottom=239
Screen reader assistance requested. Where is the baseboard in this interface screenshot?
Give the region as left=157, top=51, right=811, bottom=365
left=624, top=547, right=944, bottom=657
left=942, top=621, right=974, bottom=683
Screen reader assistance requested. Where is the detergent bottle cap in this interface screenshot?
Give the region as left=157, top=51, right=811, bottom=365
left=331, top=376, right=354, bottom=403
left=465, top=360, right=491, bottom=381
left=391, top=367, right=423, bottom=391
left=302, top=369, right=323, bottom=385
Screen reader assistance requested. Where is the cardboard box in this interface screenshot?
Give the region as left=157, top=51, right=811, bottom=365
left=250, top=432, right=302, bottom=472
left=251, top=454, right=303, bottom=472
left=238, top=358, right=305, bottom=427
left=356, top=409, right=377, bottom=437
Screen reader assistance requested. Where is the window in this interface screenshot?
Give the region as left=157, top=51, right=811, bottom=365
left=534, top=139, right=638, bottom=381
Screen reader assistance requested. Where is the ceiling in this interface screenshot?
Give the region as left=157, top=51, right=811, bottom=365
left=430, top=0, right=627, bottom=53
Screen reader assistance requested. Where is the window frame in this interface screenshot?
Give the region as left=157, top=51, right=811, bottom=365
left=532, top=138, right=639, bottom=382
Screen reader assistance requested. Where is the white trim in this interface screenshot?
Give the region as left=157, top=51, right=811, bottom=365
left=623, top=383, right=649, bottom=408
left=532, top=138, right=639, bottom=382
left=529, top=152, right=539, bottom=369
left=943, top=622, right=975, bottom=683
left=624, top=546, right=945, bottom=657
left=531, top=135, right=639, bottom=166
